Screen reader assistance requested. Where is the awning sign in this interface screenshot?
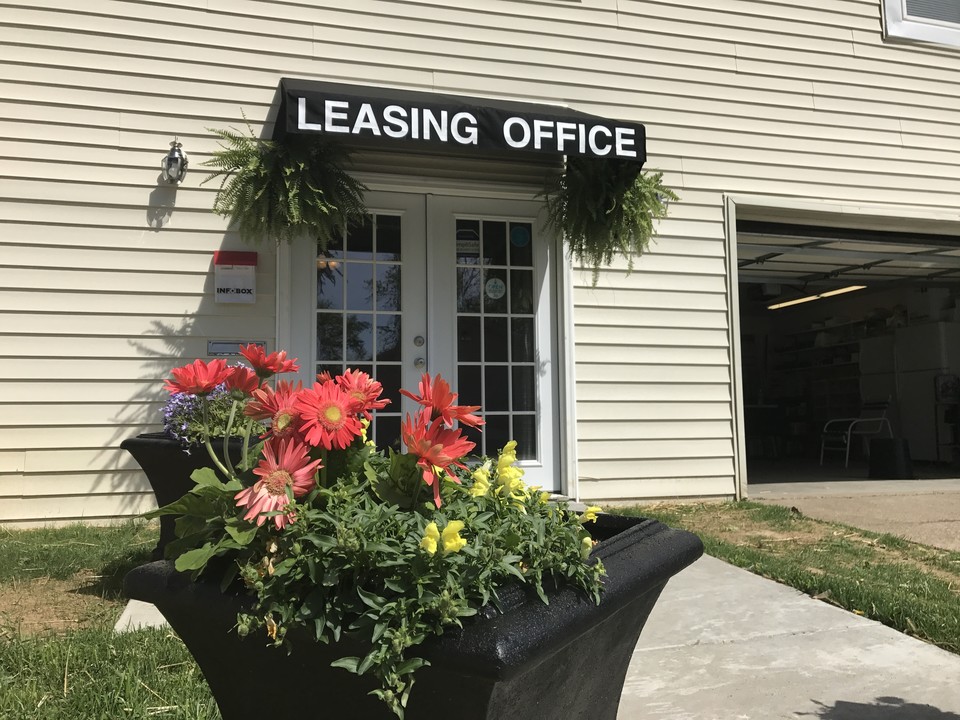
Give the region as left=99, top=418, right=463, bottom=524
left=277, top=78, right=646, bottom=163
left=213, top=251, right=257, bottom=304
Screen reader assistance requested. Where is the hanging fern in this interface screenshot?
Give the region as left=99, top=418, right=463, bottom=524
left=543, top=157, right=678, bottom=282
left=202, top=123, right=368, bottom=248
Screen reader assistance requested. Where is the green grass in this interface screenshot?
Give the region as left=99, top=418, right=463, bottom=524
left=0, top=626, right=220, bottom=720
left=0, top=522, right=156, bottom=599
left=617, top=501, right=960, bottom=654
left=0, top=522, right=219, bottom=719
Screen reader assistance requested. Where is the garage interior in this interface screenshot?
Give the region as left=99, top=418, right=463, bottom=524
left=737, top=217, right=960, bottom=484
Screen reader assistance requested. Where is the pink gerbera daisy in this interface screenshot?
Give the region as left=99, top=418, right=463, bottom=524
left=164, top=358, right=230, bottom=396
left=336, top=368, right=391, bottom=420
left=400, top=373, right=484, bottom=429
left=295, top=381, right=363, bottom=451
left=244, top=380, right=303, bottom=438
left=234, top=437, right=322, bottom=530
left=401, top=409, right=475, bottom=508
left=224, top=365, right=259, bottom=395
left=239, top=344, right=300, bottom=380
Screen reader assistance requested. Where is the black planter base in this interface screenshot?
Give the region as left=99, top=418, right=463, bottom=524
left=124, top=515, right=702, bottom=720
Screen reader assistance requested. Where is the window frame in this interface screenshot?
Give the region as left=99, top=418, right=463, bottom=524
left=883, top=0, right=960, bottom=48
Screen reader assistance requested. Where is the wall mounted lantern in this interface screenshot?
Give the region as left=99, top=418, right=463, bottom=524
left=161, top=138, right=189, bottom=185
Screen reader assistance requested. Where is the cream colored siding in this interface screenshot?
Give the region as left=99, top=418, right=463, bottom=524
left=2, top=0, right=960, bottom=518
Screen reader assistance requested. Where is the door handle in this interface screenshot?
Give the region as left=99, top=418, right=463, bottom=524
left=414, top=357, right=426, bottom=370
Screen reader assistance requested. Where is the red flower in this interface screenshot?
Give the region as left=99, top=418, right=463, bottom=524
left=245, top=380, right=303, bottom=438
left=336, top=368, right=391, bottom=420
left=239, top=344, right=300, bottom=379
left=400, top=373, right=484, bottom=429
left=295, top=382, right=363, bottom=451
left=401, top=409, right=476, bottom=508
left=224, top=365, right=259, bottom=395
left=164, top=358, right=230, bottom=395
left=234, top=437, right=321, bottom=530
left=316, top=370, right=333, bottom=384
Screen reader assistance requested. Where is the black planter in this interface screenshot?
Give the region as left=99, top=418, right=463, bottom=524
left=124, top=514, right=703, bottom=720
left=121, top=433, right=243, bottom=557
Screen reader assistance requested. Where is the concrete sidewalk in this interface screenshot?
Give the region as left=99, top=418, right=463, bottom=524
left=621, top=555, right=960, bottom=719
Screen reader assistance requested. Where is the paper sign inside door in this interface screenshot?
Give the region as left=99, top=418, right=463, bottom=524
left=213, top=251, right=257, bottom=304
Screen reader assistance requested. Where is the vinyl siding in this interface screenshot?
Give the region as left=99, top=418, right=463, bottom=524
left=1, top=0, right=959, bottom=519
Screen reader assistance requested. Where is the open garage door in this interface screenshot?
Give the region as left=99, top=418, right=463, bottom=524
left=736, top=219, right=960, bottom=483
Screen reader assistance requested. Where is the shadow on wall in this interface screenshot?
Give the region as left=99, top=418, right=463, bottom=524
left=146, top=182, right=178, bottom=229
left=804, top=697, right=960, bottom=719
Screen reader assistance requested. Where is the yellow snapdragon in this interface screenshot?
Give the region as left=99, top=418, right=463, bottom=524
left=441, top=520, right=467, bottom=555
left=420, top=522, right=440, bottom=555
left=580, top=506, right=602, bottom=524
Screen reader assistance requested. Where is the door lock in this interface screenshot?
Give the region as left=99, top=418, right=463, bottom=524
left=414, top=357, right=426, bottom=370
left=413, top=335, right=425, bottom=347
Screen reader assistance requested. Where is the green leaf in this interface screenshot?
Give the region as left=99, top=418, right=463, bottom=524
left=357, top=587, right=387, bottom=609
left=357, top=650, right=377, bottom=676
left=190, top=467, right=224, bottom=488
left=330, top=656, right=361, bottom=674
left=174, top=543, right=219, bottom=572
left=499, top=560, right=527, bottom=582
left=396, top=657, right=429, bottom=676
left=224, top=523, right=258, bottom=546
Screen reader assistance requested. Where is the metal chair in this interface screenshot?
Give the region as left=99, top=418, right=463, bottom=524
left=819, top=400, right=893, bottom=467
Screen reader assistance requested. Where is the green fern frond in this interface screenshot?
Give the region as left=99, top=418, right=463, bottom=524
left=543, top=157, right=677, bottom=283
left=202, top=122, right=368, bottom=246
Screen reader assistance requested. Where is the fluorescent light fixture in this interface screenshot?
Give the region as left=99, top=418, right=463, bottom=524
left=767, top=285, right=866, bottom=310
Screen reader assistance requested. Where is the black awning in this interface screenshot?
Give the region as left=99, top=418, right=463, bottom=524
left=276, top=78, right=646, bottom=164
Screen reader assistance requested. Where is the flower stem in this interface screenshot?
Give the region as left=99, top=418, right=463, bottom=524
left=222, top=400, right=240, bottom=478
left=201, top=398, right=231, bottom=479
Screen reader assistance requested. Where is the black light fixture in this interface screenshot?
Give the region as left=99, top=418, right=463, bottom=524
left=160, top=138, right=188, bottom=185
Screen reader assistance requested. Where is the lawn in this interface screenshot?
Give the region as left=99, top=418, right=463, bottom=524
left=2, top=504, right=959, bottom=718
left=0, top=522, right=220, bottom=719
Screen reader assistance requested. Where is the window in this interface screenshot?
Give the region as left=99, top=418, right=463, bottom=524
left=883, top=0, right=960, bottom=48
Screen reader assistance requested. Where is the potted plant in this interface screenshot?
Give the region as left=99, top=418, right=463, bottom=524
left=543, top=157, right=678, bottom=283
left=121, top=353, right=270, bottom=557
left=202, top=123, right=368, bottom=248
left=124, top=351, right=703, bottom=719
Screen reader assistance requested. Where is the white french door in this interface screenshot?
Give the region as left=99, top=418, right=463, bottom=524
left=284, top=190, right=559, bottom=490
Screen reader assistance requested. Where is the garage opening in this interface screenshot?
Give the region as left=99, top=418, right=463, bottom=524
left=737, top=216, right=960, bottom=485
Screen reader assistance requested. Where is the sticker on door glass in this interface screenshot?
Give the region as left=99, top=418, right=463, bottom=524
left=485, top=277, right=506, bottom=300
left=510, top=225, right=530, bottom=248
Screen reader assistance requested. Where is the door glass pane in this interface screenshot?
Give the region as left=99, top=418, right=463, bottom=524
left=483, top=221, right=507, bottom=265
left=509, top=222, right=533, bottom=267
left=456, top=219, right=481, bottom=264
left=376, top=215, right=401, bottom=261
left=483, top=317, right=508, bottom=362
left=455, top=216, right=538, bottom=460
left=376, top=265, right=401, bottom=311
left=346, top=314, right=373, bottom=362
left=457, top=267, right=481, bottom=313
left=316, top=214, right=404, bottom=443
left=317, top=314, right=343, bottom=362
left=346, top=263, right=374, bottom=311
left=512, top=415, right=536, bottom=460
left=457, top=316, right=481, bottom=362
left=482, top=268, right=508, bottom=314
left=346, top=216, right=373, bottom=258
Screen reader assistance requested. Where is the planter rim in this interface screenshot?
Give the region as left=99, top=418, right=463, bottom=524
left=125, top=514, right=702, bottom=681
